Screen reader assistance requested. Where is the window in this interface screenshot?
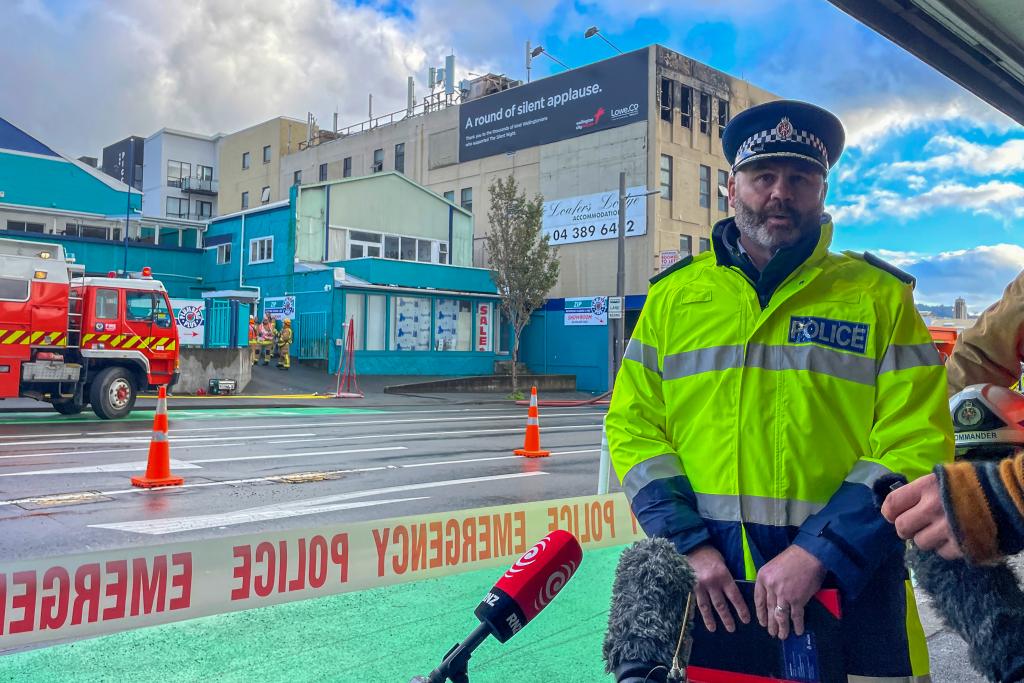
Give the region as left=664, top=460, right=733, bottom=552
left=660, top=154, right=672, bottom=199
left=345, top=293, right=365, bottom=351
left=394, top=143, right=405, bottom=173
left=699, top=93, right=711, bottom=134
left=349, top=230, right=382, bottom=259
left=439, top=242, right=449, bottom=264
left=260, top=186, right=271, bottom=204
left=249, top=236, right=273, bottom=264
left=241, top=191, right=249, bottom=209
left=460, top=187, right=473, bottom=212
left=319, top=163, right=328, bottom=182
left=343, top=157, right=352, bottom=178
left=153, top=295, right=172, bottom=329
left=400, top=236, right=417, bottom=261
left=293, top=170, right=302, bottom=186
left=417, top=239, right=431, bottom=263
left=216, top=243, right=232, bottom=265
left=680, top=86, right=693, bottom=128
left=166, top=160, right=190, bottom=188
left=65, top=223, right=108, bottom=239
left=699, top=165, right=711, bottom=209
left=6, top=220, right=44, bottom=233
left=0, top=277, right=29, bottom=302
left=197, top=165, right=214, bottom=181
left=699, top=237, right=711, bottom=254
left=166, top=197, right=188, bottom=218
left=196, top=200, right=213, bottom=219
left=372, top=149, right=384, bottom=173
left=242, top=152, right=251, bottom=170
left=263, top=145, right=272, bottom=163
left=660, top=78, right=674, bottom=123
left=94, top=289, right=118, bottom=319
left=126, top=292, right=154, bottom=321
left=717, top=98, right=730, bottom=138
left=390, top=296, right=431, bottom=351
left=443, top=190, right=455, bottom=202
left=366, top=295, right=386, bottom=351
left=384, top=235, right=400, bottom=259
left=717, top=169, right=729, bottom=212
left=435, top=299, right=472, bottom=351
left=680, top=235, right=692, bottom=257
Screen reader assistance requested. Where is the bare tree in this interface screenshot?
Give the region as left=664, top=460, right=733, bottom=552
left=485, top=175, right=560, bottom=395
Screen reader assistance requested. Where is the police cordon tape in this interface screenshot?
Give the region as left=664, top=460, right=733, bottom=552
left=0, top=493, right=643, bottom=651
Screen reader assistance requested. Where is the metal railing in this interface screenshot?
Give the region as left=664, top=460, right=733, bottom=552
left=179, top=177, right=219, bottom=194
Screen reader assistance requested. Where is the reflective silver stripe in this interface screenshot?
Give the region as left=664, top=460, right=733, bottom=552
left=623, top=339, right=660, bottom=375
left=845, top=460, right=894, bottom=487
left=746, top=343, right=876, bottom=386
left=151, top=431, right=168, bottom=442
left=527, top=416, right=538, bottom=426
left=848, top=676, right=930, bottom=683
left=662, top=345, right=744, bottom=381
left=694, top=492, right=825, bottom=527
left=878, top=343, right=942, bottom=375
left=622, top=453, right=685, bottom=503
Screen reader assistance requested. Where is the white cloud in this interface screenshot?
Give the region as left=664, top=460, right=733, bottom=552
left=887, top=135, right=1024, bottom=176
left=830, top=180, right=1024, bottom=225
left=897, top=244, right=1024, bottom=311
left=905, top=174, right=927, bottom=191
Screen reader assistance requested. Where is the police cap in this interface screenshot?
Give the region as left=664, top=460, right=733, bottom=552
left=722, top=100, right=845, bottom=175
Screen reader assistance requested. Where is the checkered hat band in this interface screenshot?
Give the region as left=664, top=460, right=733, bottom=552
left=737, top=127, right=828, bottom=163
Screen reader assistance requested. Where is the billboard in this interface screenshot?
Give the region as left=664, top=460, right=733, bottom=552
left=542, top=186, right=648, bottom=246
left=459, top=48, right=648, bottom=162
left=565, top=297, right=608, bottom=326
left=264, top=296, right=296, bottom=321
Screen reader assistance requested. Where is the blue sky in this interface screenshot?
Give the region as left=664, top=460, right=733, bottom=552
left=3, top=0, right=1023, bottom=308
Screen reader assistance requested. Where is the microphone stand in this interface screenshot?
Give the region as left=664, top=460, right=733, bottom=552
left=413, top=623, right=491, bottom=683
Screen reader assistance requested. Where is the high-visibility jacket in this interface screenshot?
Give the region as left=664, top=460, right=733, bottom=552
left=606, top=218, right=953, bottom=681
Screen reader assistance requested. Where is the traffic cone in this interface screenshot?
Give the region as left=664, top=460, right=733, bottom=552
left=131, top=386, right=184, bottom=488
left=514, top=386, right=550, bottom=458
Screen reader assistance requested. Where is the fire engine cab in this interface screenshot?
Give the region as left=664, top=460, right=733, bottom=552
left=0, top=236, right=179, bottom=419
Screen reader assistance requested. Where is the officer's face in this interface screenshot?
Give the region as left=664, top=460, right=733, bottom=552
left=729, top=159, right=827, bottom=254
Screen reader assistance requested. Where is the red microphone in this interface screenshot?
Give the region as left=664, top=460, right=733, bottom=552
left=412, top=530, right=583, bottom=682
left=475, top=528, right=583, bottom=642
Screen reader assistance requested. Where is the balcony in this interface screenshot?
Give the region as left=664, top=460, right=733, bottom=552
left=179, top=176, right=219, bottom=195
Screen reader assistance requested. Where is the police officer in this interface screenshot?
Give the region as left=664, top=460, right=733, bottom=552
left=277, top=319, right=293, bottom=370
left=605, top=99, right=953, bottom=681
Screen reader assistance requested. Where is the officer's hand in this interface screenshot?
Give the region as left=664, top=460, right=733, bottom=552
left=754, top=545, right=826, bottom=640
left=686, top=544, right=751, bottom=634
left=881, top=473, right=963, bottom=560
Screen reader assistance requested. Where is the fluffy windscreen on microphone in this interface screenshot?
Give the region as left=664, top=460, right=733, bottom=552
left=603, top=537, right=697, bottom=682
left=908, top=548, right=1024, bottom=682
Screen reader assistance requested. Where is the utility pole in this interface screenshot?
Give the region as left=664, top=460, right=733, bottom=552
left=526, top=41, right=532, bottom=83
left=614, top=171, right=626, bottom=383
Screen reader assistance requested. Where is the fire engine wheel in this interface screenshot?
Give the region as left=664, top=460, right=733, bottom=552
left=52, top=399, right=84, bottom=416
left=89, top=367, right=137, bottom=420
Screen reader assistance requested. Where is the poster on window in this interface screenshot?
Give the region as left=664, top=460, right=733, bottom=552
left=170, top=299, right=205, bottom=346
left=264, top=296, right=295, bottom=321
left=660, top=250, right=680, bottom=269
left=476, top=302, right=492, bottom=352
left=435, top=299, right=459, bottom=351
left=564, top=296, right=608, bottom=326
left=394, top=297, right=431, bottom=351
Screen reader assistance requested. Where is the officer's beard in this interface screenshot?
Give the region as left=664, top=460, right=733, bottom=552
left=734, top=198, right=823, bottom=258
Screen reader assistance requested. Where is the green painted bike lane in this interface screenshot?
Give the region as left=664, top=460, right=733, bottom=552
left=0, top=546, right=625, bottom=683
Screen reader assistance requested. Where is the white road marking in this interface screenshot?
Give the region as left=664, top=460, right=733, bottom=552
left=0, top=442, right=257, bottom=460
left=266, top=424, right=602, bottom=445
left=0, top=433, right=319, bottom=447
left=190, top=446, right=406, bottom=464
left=0, top=459, right=203, bottom=477
left=89, top=472, right=547, bottom=535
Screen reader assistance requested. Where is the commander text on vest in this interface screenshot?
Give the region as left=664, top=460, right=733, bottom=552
left=606, top=99, right=953, bottom=681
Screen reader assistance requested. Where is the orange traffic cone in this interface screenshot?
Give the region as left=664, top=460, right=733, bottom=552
left=131, top=386, right=184, bottom=488
left=514, top=386, right=550, bottom=458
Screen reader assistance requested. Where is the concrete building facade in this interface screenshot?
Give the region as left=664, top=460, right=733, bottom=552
left=101, top=135, right=144, bottom=191
left=217, top=117, right=311, bottom=216
left=142, top=128, right=221, bottom=222
left=280, top=45, right=777, bottom=303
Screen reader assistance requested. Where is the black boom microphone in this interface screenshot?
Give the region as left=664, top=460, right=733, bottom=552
left=603, top=537, right=697, bottom=683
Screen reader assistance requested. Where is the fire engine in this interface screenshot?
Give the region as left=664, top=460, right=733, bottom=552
left=0, top=236, right=179, bottom=419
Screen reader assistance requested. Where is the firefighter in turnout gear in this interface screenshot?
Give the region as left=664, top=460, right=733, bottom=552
left=605, top=100, right=953, bottom=681
left=248, top=316, right=259, bottom=365
left=277, top=319, right=292, bottom=370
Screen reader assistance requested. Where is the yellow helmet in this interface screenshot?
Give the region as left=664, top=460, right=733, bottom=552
left=284, top=319, right=291, bottom=326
